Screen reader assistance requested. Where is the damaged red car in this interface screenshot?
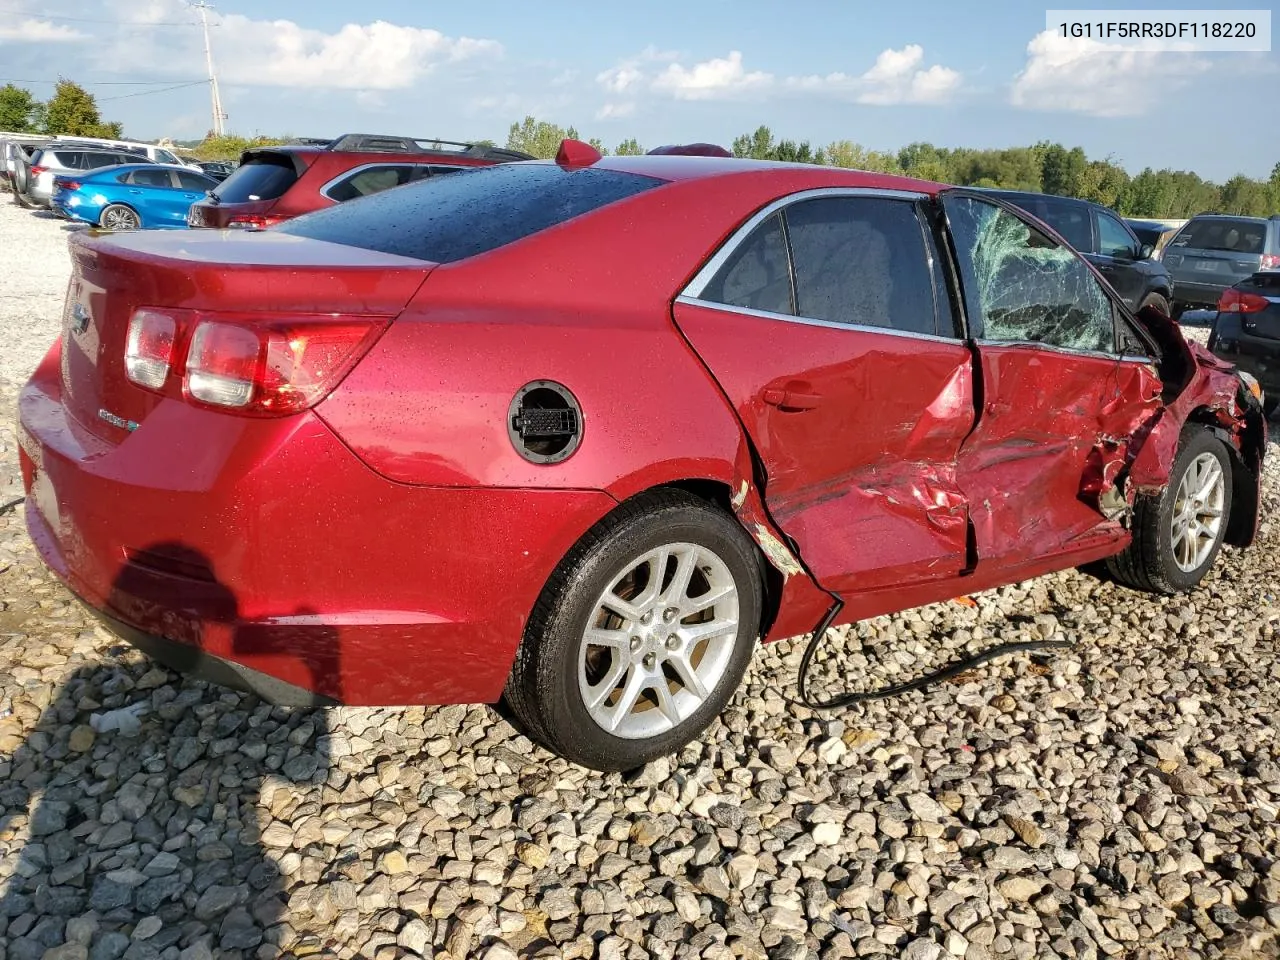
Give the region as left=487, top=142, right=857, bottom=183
left=18, top=143, right=1267, bottom=771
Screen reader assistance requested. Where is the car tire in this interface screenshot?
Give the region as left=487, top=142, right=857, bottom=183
left=1138, top=292, right=1170, bottom=316
left=1106, top=426, right=1232, bottom=595
left=505, top=489, right=764, bottom=772
left=100, top=204, right=141, bottom=231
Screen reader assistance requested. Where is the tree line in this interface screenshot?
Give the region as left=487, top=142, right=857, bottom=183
left=505, top=116, right=1280, bottom=220
left=4, top=81, right=1275, bottom=219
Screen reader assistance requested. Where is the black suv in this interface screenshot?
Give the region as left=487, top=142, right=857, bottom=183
left=974, top=189, right=1174, bottom=314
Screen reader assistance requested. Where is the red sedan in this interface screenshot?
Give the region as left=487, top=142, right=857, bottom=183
left=18, top=144, right=1267, bottom=771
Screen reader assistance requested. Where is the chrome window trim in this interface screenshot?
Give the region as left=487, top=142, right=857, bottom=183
left=680, top=187, right=930, bottom=301
left=318, top=161, right=426, bottom=201
left=1119, top=355, right=1158, bottom=364
left=675, top=295, right=964, bottom=346
left=973, top=338, right=1119, bottom=363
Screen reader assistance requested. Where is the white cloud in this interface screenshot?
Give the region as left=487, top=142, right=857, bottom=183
left=1011, top=29, right=1209, bottom=117
left=595, top=101, right=635, bottom=120
left=652, top=51, right=774, bottom=100
left=785, top=45, right=961, bottom=104
left=598, top=44, right=961, bottom=109
left=0, top=18, right=86, bottom=43
left=97, top=0, right=501, bottom=90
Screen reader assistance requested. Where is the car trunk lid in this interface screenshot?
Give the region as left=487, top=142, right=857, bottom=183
left=60, top=228, right=435, bottom=445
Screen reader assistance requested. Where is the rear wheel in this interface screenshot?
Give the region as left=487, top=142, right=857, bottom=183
left=1106, top=427, right=1232, bottom=594
left=100, top=204, right=140, bottom=231
left=505, top=490, right=763, bottom=772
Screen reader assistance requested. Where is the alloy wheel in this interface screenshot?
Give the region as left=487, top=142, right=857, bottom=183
left=1170, top=451, right=1226, bottom=573
left=578, top=542, right=740, bottom=740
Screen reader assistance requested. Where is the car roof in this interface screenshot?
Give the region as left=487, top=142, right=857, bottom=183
left=1185, top=213, right=1272, bottom=223
left=969, top=186, right=1099, bottom=208
left=589, top=154, right=949, bottom=194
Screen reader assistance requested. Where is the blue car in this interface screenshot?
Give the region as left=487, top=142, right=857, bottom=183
left=50, top=163, right=219, bottom=230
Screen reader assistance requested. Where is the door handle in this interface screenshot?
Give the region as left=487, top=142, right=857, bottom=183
left=762, top=386, right=822, bottom=411
left=128, top=189, right=142, bottom=195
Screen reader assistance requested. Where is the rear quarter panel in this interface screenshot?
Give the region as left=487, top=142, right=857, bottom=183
left=317, top=170, right=857, bottom=497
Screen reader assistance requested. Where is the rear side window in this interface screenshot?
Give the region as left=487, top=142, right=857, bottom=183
left=324, top=164, right=417, bottom=202
left=700, top=214, right=794, bottom=316
left=1170, top=218, right=1267, bottom=254
left=785, top=197, right=938, bottom=336
left=127, top=168, right=174, bottom=188
left=1011, top=197, right=1092, bottom=252
left=213, top=154, right=299, bottom=203
left=176, top=170, right=214, bottom=191
left=49, top=151, right=84, bottom=169
left=277, top=163, right=663, bottom=263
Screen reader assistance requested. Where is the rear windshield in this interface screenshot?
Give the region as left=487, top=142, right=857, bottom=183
left=275, top=163, right=664, bottom=263
left=213, top=154, right=298, bottom=203
left=1169, top=218, right=1268, bottom=254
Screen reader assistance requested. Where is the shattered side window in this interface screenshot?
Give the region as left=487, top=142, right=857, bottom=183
left=944, top=196, right=1115, bottom=354
left=700, top=213, right=795, bottom=316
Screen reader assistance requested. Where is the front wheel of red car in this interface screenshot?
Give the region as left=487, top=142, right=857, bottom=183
left=505, top=490, right=764, bottom=772
left=1107, top=427, right=1233, bottom=594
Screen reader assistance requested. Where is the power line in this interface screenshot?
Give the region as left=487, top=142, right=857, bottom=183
left=0, top=78, right=207, bottom=85
left=98, top=80, right=210, bottom=102
left=0, top=6, right=198, bottom=26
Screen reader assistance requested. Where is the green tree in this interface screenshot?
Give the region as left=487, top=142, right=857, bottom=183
left=505, top=116, right=593, bottom=159
left=42, top=79, right=122, bottom=138
left=1220, top=174, right=1270, bottom=217
left=614, top=138, right=644, bottom=156
left=194, top=133, right=289, bottom=162
left=1040, top=144, right=1087, bottom=196
left=732, top=125, right=776, bottom=160
left=822, top=140, right=900, bottom=174
left=0, top=84, right=40, bottom=132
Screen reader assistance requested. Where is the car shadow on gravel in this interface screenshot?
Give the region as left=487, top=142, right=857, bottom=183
left=0, top=545, right=335, bottom=960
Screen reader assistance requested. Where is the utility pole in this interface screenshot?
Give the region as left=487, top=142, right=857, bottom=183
left=191, top=0, right=226, bottom=136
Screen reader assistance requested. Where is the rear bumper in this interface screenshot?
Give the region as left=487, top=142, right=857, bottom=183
left=1171, top=279, right=1229, bottom=308
left=18, top=348, right=616, bottom=705
left=1211, top=338, right=1280, bottom=395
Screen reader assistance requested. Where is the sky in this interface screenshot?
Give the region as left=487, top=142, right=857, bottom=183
left=0, top=0, right=1276, bottom=182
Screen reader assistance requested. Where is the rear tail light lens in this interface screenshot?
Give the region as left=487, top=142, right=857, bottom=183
left=1262, top=253, right=1280, bottom=270
left=182, top=317, right=387, bottom=414
left=186, top=322, right=261, bottom=407
left=30, top=165, right=46, bottom=177
left=124, top=309, right=177, bottom=389
left=55, top=179, right=81, bottom=191
left=1218, top=288, right=1269, bottom=314
left=226, top=214, right=286, bottom=229
left=125, top=309, right=388, bottom=415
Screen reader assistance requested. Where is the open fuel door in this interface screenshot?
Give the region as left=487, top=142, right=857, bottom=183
left=673, top=191, right=975, bottom=595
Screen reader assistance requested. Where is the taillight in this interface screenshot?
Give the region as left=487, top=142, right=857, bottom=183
left=1218, top=288, right=1269, bottom=314
left=30, top=165, right=46, bottom=177
left=182, top=317, right=387, bottom=415
left=55, top=179, right=81, bottom=191
left=124, top=310, right=177, bottom=389
left=226, top=214, right=287, bottom=229
left=186, top=322, right=260, bottom=407
left=1262, top=253, right=1280, bottom=270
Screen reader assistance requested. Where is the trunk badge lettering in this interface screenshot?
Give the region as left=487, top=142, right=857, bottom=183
left=98, top=409, right=139, bottom=432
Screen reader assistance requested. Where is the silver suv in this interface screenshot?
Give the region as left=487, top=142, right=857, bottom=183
left=20, top=145, right=155, bottom=208
left=1164, top=214, right=1280, bottom=315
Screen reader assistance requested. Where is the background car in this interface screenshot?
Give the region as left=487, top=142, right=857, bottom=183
left=1163, top=214, right=1280, bottom=317
left=20, top=144, right=156, bottom=208
left=186, top=132, right=535, bottom=228
left=975, top=188, right=1175, bottom=314
left=1, top=134, right=50, bottom=194
left=1125, top=217, right=1184, bottom=259
left=49, top=135, right=203, bottom=170
left=1207, top=270, right=1280, bottom=418
left=18, top=147, right=1265, bottom=771
left=195, top=160, right=237, bottom=182
left=51, top=163, right=220, bottom=230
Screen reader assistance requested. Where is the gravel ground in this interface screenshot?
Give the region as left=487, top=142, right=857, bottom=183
left=0, top=197, right=1278, bottom=960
